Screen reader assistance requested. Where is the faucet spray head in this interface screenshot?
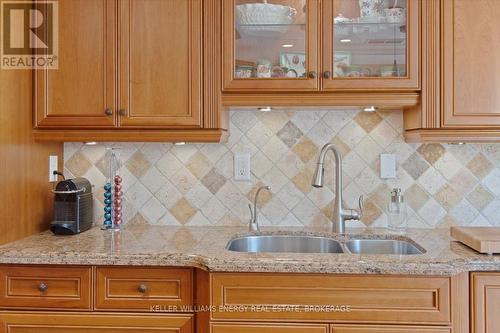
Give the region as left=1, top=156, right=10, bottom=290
left=312, top=163, right=325, bottom=188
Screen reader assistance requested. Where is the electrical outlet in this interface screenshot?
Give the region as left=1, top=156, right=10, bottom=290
left=380, top=154, right=396, bottom=179
left=234, top=153, right=251, bottom=181
left=49, top=155, right=58, bottom=182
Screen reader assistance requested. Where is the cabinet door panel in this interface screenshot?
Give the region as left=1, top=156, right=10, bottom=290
left=0, top=312, right=193, bottom=333
left=471, top=273, right=500, bottom=333
left=119, top=0, right=202, bottom=128
left=331, top=325, right=450, bottom=333
left=322, top=0, right=420, bottom=90
left=212, top=322, right=329, bottom=333
left=35, top=0, right=117, bottom=128
left=442, top=0, right=500, bottom=127
left=222, top=0, right=320, bottom=91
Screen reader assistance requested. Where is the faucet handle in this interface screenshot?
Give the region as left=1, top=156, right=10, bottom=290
left=357, top=195, right=364, bottom=219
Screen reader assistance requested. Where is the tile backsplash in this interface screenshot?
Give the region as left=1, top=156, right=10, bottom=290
left=64, top=109, right=500, bottom=228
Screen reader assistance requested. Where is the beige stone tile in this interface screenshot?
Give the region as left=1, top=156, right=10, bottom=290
left=126, top=151, right=152, bottom=178
left=434, top=185, right=462, bottom=211
left=292, top=168, right=314, bottom=194
left=201, top=168, right=227, bottom=194
left=467, top=185, right=494, bottom=211
left=405, top=184, right=430, bottom=211
left=369, top=183, right=392, bottom=211
left=246, top=182, right=273, bottom=208
left=186, top=151, right=211, bottom=179
left=277, top=121, right=304, bottom=148
left=467, top=153, right=494, bottom=180
left=310, top=213, right=330, bottom=228
left=361, top=200, right=383, bottom=226
left=292, top=137, right=319, bottom=163
left=402, top=152, right=430, bottom=180
left=449, top=168, right=478, bottom=195
left=435, top=214, right=459, bottom=229
left=127, top=213, right=149, bottom=226
left=215, top=212, right=244, bottom=226
left=330, top=136, right=351, bottom=156
left=353, top=111, right=383, bottom=133
left=169, top=198, right=197, bottom=225
left=417, top=143, right=445, bottom=165
left=66, top=151, right=92, bottom=177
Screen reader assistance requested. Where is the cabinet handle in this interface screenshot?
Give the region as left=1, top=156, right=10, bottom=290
left=138, top=284, right=148, bottom=293
left=104, top=108, right=113, bottom=116
left=118, top=109, right=127, bottom=117
left=38, top=282, right=48, bottom=292
left=307, top=71, right=317, bottom=79
left=323, top=71, right=331, bottom=79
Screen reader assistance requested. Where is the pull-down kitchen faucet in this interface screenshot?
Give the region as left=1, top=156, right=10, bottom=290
left=312, top=143, right=363, bottom=233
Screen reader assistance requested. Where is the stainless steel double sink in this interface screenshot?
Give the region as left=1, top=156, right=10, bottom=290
left=226, top=235, right=425, bottom=255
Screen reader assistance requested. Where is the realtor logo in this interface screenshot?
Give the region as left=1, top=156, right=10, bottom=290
left=1, top=0, right=58, bottom=69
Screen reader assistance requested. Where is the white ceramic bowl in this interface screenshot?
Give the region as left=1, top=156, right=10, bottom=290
left=236, top=3, right=297, bottom=37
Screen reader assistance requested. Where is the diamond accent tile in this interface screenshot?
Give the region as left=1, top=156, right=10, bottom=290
left=169, top=198, right=197, bottom=225
left=402, top=152, right=430, bottom=180
left=292, top=137, right=319, bottom=163
left=417, top=144, right=445, bottom=165
left=467, top=153, right=494, bottom=180
left=66, top=152, right=92, bottom=177
left=186, top=151, right=211, bottom=179
left=467, top=185, right=494, bottom=211
left=126, top=151, right=152, bottom=178
left=201, top=168, right=227, bottom=194
left=277, top=121, right=304, bottom=148
left=405, top=184, right=430, bottom=211
left=353, top=111, right=383, bottom=133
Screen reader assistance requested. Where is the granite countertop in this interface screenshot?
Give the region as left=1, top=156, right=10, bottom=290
left=0, top=225, right=499, bottom=275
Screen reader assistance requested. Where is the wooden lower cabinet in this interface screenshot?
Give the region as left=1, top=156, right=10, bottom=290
left=331, top=325, right=450, bottom=333
left=471, top=272, right=500, bottom=333
left=0, top=312, right=193, bottom=333
left=211, top=322, right=328, bottom=333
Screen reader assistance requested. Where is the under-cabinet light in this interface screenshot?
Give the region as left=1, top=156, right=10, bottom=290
left=258, top=107, right=273, bottom=112
left=282, top=44, right=294, bottom=48
left=362, top=106, right=378, bottom=112
left=340, top=39, right=351, bottom=43
left=84, top=141, right=97, bottom=145
left=174, top=142, right=186, bottom=146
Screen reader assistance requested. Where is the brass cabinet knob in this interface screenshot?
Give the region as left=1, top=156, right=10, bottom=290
left=104, top=108, right=113, bottom=116
left=138, top=284, right=148, bottom=293
left=118, top=109, right=127, bottom=116
left=38, top=282, right=48, bottom=292
left=307, top=71, right=317, bottom=79
left=323, top=71, right=331, bottom=79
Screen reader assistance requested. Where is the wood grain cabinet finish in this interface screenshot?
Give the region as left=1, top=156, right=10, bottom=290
left=441, top=0, right=500, bottom=128
left=0, top=312, right=193, bottom=333
left=0, top=266, right=91, bottom=310
left=95, top=267, right=193, bottom=311
left=210, top=273, right=450, bottom=324
left=34, top=0, right=117, bottom=128
left=118, top=0, right=202, bottom=128
left=212, top=323, right=329, bottom=333
left=471, top=272, right=500, bottom=333
left=331, top=325, right=451, bottom=333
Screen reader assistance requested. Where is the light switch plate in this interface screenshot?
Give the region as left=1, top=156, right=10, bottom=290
left=234, top=153, right=251, bottom=181
left=380, top=154, right=396, bottom=179
left=49, top=155, right=58, bottom=182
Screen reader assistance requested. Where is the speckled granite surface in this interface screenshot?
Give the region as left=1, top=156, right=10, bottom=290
left=0, top=226, right=499, bottom=275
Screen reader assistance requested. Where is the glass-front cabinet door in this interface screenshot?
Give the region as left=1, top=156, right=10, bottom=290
left=222, top=0, right=320, bottom=91
left=322, top=0, right=420, bottom=90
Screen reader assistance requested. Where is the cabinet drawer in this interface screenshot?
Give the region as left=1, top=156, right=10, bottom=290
left=95, top=267, right=193, bottom=311
left=0, top=265, right=91, bottom=310
left=331, top=325, right=451, bottom=333
left=211, top=273, right=450, bottom=324
left=0, top=312, right=193, bottom=333
left=212, top=323, right=328, bottom=333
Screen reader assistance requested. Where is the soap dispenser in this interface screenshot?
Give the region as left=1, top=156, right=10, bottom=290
left=387, top=188, right=407, bottom=234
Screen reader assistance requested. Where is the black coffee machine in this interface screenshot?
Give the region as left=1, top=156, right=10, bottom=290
left=50, top=178, right=93, bottom=235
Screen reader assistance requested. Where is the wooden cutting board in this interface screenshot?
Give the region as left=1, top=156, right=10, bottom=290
left=451, top=227, right=500, bottom=254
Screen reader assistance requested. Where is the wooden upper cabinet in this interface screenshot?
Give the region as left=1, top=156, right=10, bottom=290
left=471, top=272, right=500, bottom=333
left=118, top=0, right=202, bottom=128
left=35, top=0, right=117, bottom=128
left=442, top=0, right=500, bottom=128
left=322, top=0, right=420, bottom=90
left=222, top=0, right=320, bottom=91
